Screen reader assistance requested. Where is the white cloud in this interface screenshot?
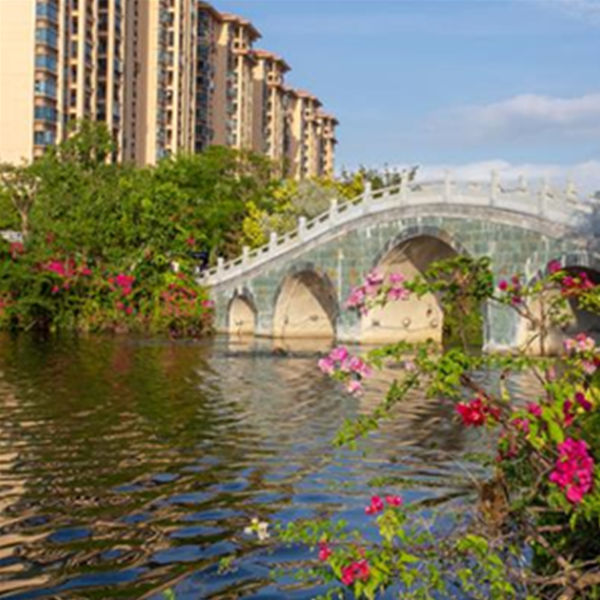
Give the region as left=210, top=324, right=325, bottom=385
left=552, top=0, right=600, bottom=24
left=408, top=160, right=600, bottom=195
left=429, top=92, right=600, bottom=144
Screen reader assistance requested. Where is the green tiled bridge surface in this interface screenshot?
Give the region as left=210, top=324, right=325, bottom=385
left=201, top=175, right=599, bottom=351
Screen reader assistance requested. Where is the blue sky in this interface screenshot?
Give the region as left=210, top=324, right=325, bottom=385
left=217, top=0, right=600, bottom=189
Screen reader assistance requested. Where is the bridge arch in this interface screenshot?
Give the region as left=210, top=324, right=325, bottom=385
left=360, top=227, right=482, bottom=347
left=517, top=252, right=600, bottom=354
left=227, top=289, right=257, bottom=336
left=272, top=263, right=338, bottom=339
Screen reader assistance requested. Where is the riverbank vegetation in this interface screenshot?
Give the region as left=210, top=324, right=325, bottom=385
left=0, top=121, right=398, bottom=335
left=264, top=257, right=600, bottom=599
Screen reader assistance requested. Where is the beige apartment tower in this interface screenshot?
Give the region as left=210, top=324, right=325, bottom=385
left=0, top=0, right=337, bottom=176
left=0, top=0, right=126, bottom=164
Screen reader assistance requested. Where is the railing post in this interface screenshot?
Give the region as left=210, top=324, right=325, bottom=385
left=518, top=174, right=528, bottom=192
left=298, top=216, right=307, bottom=240
left=363, top=181, right=372, bottom=201
left=242, top=245, right=250, bottom=264
left=329, top=197, right=338, bottom=222
left=269, top=231, right=278, bottom=252
left=538, top=177, right=549, bottom=217
left=443, top=170, right=451, bottom=202
left=217, top=256, right=224, bottom=272
left=565, top=177, right=577, bottom=203
left=490, top=170, right=499, bottom=206
left=400, top=174, right=408, bottom=202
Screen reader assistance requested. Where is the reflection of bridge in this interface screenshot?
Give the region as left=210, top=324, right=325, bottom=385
left=202, top=173, right=600, bottom=351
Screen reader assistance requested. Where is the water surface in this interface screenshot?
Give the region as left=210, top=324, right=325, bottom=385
left=0, top=334, right=497, bottom=599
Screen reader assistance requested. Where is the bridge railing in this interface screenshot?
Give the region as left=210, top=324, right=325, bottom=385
left=201, top=172, right=595, bottom=286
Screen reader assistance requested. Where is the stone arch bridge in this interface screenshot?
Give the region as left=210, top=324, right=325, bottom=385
left=200, top=174, right=599, bottom=351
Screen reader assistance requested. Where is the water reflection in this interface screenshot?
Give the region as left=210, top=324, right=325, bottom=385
left=0, top=333, right=501, bottom=599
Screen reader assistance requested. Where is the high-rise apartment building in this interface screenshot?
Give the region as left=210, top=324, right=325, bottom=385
left=251, top=50, right=290, bottom=167
left=0, top=0, right=126, bottom=163
left=0, top=0, right=337, bottom=176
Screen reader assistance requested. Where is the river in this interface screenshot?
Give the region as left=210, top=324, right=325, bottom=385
left=0, top=333, right=503, bottom=599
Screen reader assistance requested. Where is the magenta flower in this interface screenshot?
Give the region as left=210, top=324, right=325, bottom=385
left=318, top=357, right=335, bottom=375
left=385, top=495, right=403, bottom=507
left=498, top=280, right=508, bottom=291
left=547, top=259, right=562, bottom=274
left=329, top=346, right=349, bottom=362
left=318, top=541, right=332, bottom=561
left=549, top=438, right=594, bottom=504
left=389, top=272, right=405, bottom=284
left=46, top=261, right=66, bottom=277
left=527, top=402, right=542, bottom=417
left=388, top=286, right=410, bottom=301
left=341, top=560, right=371, bottom=586
left=365, top=495, right=384, bottom=515
left=575, top=392, right=592, bottom=412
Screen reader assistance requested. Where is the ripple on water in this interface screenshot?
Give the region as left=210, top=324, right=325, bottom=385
left=0, top=334, right=503, bottom=598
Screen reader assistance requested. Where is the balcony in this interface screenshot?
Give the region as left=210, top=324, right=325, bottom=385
left=36, top=2, right=58, bottom=24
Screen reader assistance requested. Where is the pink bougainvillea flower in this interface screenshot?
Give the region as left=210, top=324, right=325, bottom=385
left=385, top=495, right=403, bottom=507
left=51, top=285, right=60, bottom=294
left=186, top=237, right=195, bottom=247
left=563, top=400, right=575, bottom=427
left=498, top=280, right=508, bottom=291
left=46, top=260, right=66, bottom=277
left=347, top=355, right=372, bottom=377
left=389, top=272, right=405, bottom=284
left=388, top=286, right=410, bottom=301
left=549, top=438, right=594, bottom=504
left=345, top=286, right=366, bottom=309
left=575, top=391, right=592, bottom=412
left=527, top=402, right=542, bottom=417
left=511, top=417, right=530, bottom=434
left=346, top=380, right=362, bottom=395
left=329, top=346, right=349, bottom=362
left=455, top=397, right=500, bottom=427
left=318, top=541, right=332, bottom=562
left=318, top=356, right=335, bottom=375
left=80, top=267, right=92, bottom=276
left=365, top=495, right=384, bottom=515
left=547, top=259, right=562, bottom=274
left=341, top=565, right=356, bottom=586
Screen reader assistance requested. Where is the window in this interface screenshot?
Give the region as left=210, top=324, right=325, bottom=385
left=35, top=53, right=57, bottom=71
left=34, top=78, right=57, bottom=98
left=36, top=2, right=58, bottom=22
left=35, top=27, right=58, bottom=48
left=34, top=105, right=57, bottom=121
left=34, top=129, right=55, bottom=145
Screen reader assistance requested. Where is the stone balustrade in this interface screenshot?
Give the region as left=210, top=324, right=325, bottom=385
left=200, top=172, right=595, bottom=287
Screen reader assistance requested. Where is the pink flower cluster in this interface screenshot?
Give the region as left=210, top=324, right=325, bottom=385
left=345, top=271, right=410, bottom=313
left=44, top=258, right=92, bottom=294
left=497, top=275, right=522, bottom=305
left=318, top=346, right=372, bottom=394
left=455, top=397, right=500, bottom=427
left=364, top=494, right=403, bottom=515
left=549, top=438, right=594, bottom=504
left=561, top=271, right=595, bottom=296
left=341, top=559, right=370, bottom=586
left=564, top=333, right=596, bottom=354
